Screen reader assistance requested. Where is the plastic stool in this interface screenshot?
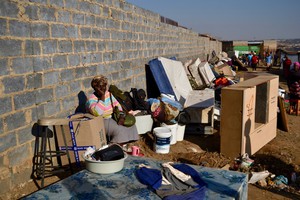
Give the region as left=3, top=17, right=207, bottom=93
left=33, top=118, right=73, bottom=188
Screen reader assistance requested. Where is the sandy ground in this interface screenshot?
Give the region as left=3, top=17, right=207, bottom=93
left=5, top=66, right=300, bottom=200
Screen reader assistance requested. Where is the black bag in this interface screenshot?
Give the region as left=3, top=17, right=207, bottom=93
left=92, top=144, right=124, bottom=161
left=109, top=85, right=134, bottom=112
left=131, top=88, right=149, bottom=111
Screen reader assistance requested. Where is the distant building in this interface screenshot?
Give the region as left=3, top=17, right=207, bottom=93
left=222, top=40, right=277, bottom=57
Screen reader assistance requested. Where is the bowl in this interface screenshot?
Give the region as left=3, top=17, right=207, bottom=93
left=84, top=153, right=128, bottom=174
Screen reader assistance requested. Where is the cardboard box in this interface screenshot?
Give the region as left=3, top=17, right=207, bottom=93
left=55, top=113, right=107, bottom=166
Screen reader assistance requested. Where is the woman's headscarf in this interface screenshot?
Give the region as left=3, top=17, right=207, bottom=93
left=91, top=75, right=108, bottom=90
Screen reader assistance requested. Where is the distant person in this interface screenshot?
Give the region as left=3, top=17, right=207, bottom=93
left=247, top=52, right=253, bottom=67
left=251, top=52, right=259, bottom=71
left=265, top=53, right=272, bottom=71
left=283, top=55, right=292, bottom=78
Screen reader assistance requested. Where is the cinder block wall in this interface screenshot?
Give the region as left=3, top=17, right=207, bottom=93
left=0, top=0, right=221, bottom=197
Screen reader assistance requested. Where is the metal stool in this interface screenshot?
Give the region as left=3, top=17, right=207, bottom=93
left=33, top=118, right=73, bottom=188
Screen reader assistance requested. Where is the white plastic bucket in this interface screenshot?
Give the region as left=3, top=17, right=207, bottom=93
left=176, top=124, right=186, bottom=141
left=161, top=122, right=177, bottom=145
left=153, top=127, right=172, bottom=154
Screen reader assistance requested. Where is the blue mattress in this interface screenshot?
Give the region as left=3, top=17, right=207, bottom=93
left=148, top=58, right=177, bottom=100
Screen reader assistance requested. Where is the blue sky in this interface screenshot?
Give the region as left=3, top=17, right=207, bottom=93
left=126, top=0, right=300, bottom=41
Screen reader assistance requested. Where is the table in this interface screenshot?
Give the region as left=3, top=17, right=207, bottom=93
left=24, top=156, right=248, bottom=199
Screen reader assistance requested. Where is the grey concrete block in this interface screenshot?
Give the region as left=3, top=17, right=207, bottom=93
left=103, top=52, right=111, bottom=62
left=39, top=7, right=56, bottom=21
left=0, top=59, right=9, bottom=76
left=42, top=40, right=57, bottom=54
left=74, top=41, right=85, bottom=52
left=30, top=23, right=49, bottom=38
left=90, top=4, right=100, bottom=15
left=35, top=104, right=45, bottom=119
left=11, top=57, right=34, bottom=74
left=8, top=144, right=30, bottom=167
left=85, top=41, right=96, bottom=52
left=58, top=40, right=73, bottom=53
left=4, top=111, right=26, bottom=132
left=44, top=101, right=60, bottom=116
left=44, top=71, right=59, bottom=86
left=2, top=76, right=25, bottom=94
left=9, top=20, right=30, bottom=37
left=25, top=4, right=39, bottom=20
left=26, top=73, right=42, bottom=90
left=0, top=39, right=22, bottom=57
left=60, top=69, right=75, bottom=82
left=62, top=96, right=76, bottom=110
left=85, top=15, right=95, bottom=25
left=91, top=28, right=101, bottom=39
left=69, top=80, right=81, bottom=93
left=73, top=13, right=85, bottom=25
left=55, top=84, right=69, bottom=98
left=0, top=97, right=12, bottom=115
left=51, top=24, right=66, bottom=38
left=95, top=17, right=105, bottom=28
left=17, top=126, right=34, bottom=145
left=86, top=65, right=97, bottom=76
left=33, top=57, right=51, bottom=72
left=82, top=78, right=91, bottom=90
left=68, top=54, right=80, bottom=66
left=91, top=53, right=102, bottom=63
left=53, top=55, right=67, bottom=69
left=49, top=0, right=64, bottom=8
left=0, top=18, right=7, bottom=36
left=0, top=1, right=18, bottom=18
left=101, top=29, right=110, bottom=39
left=102, top=6, right=109, bottom=17
left=65, top=0, right=78, bottom=9
left=81, top=54, right=91, bottom=65
left=25, top=40, right=41, bottom=55
left=79, top=1, right=92, bottom=13
left=13, top=91, right=36, bottom=110
left=98, top=41, right=106, bottom=51
left=80, top=27, right=91, bottom=38
left=35, top=88, right=54, bottom=104
left=66, top=26, right=78, bottom=38
left=75, top=67, right=87, bottom=78
left=57, top=10, right=71, bottom=23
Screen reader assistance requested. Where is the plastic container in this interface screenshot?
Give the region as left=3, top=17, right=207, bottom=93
left=176, top=124, right=186, bottom=141
left=153, top=127, right=172, bottom=154
left=84, top=153, right=128, bottom=174
left=135, top=115, right=153, bottom=134
left=161, top=122, right=177, bottom=145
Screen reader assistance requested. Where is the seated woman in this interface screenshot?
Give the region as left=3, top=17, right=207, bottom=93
left=86, top=75, right=139, bottom=145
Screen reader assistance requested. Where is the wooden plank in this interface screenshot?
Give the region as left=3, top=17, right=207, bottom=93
left=278, top=96, right=289, bottom=132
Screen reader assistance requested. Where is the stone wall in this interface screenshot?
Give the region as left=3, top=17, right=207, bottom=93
left=0, top=0, right=221, bottom=197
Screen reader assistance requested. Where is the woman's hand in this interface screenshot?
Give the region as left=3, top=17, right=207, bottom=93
left=95, top=85, right=107, bottom=101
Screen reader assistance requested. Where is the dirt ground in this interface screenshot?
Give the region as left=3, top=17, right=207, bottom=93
left=8, top=66, right=300, bottom=200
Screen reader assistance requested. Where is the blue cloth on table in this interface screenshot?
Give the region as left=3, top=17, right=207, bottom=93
left=23, top=156, right=248, bottom=200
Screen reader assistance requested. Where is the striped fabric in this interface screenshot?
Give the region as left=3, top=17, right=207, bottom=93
left=86, top=91, right=123, bottom=119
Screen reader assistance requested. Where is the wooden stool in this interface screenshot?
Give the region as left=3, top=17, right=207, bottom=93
left=289, top=99, right=300, bottom=116
left=33, top=118, right=73, bottom=188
